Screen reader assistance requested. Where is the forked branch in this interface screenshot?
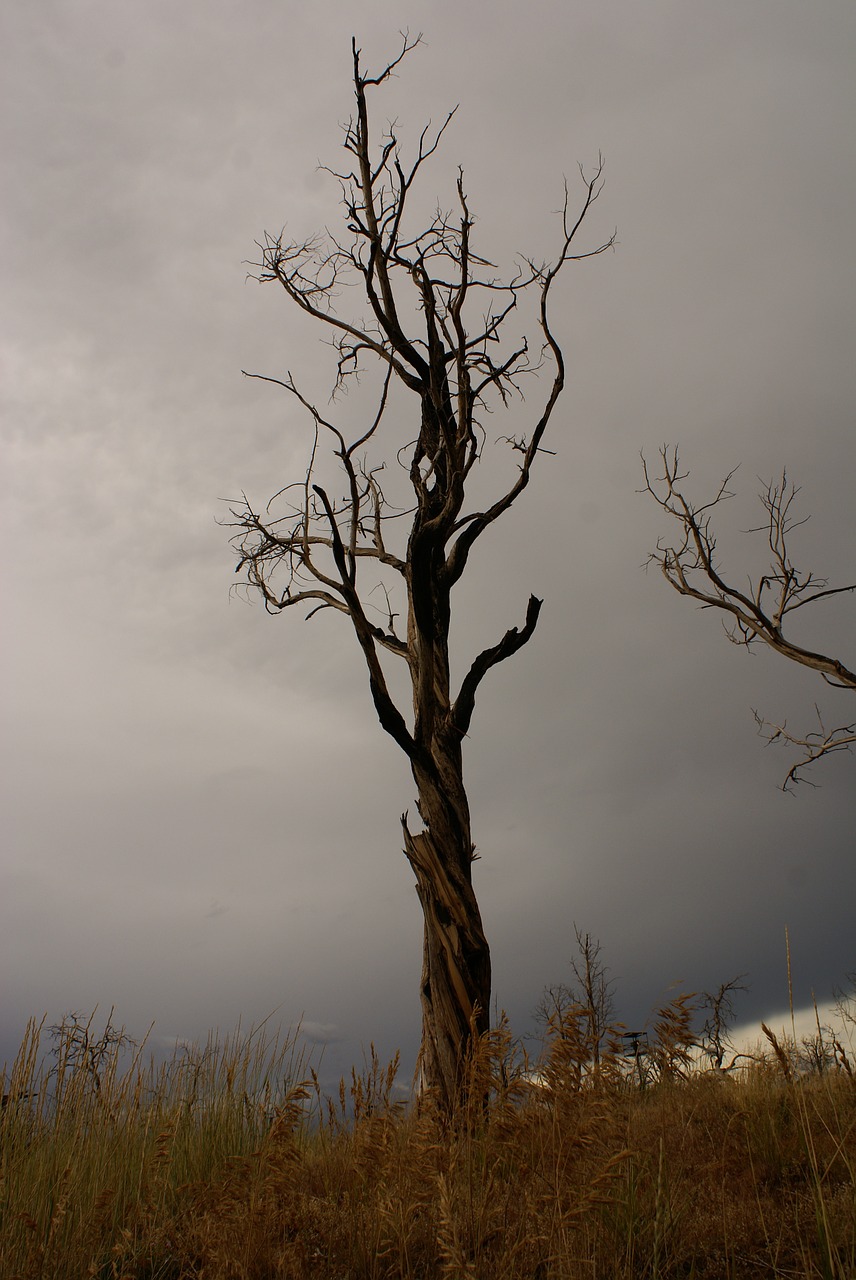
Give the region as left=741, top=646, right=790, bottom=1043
left=754, top=708, right=856, bottom=792
left=642, top=446, right=855, bottom=788
left=451, top=595, right=543, bottom=737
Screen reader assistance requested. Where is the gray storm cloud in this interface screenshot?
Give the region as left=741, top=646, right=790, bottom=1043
left=2, top=0, right=854, bottom=1076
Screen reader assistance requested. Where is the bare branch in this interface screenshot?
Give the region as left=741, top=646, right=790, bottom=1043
left=643, top=446, right=855, bottom=786
left=445, top=162, right=616, bottom=586
left=755, top=707, right=856, bottom=793
left=451, top=595, right=543, bottom=737
left=353, top=30, right=423, bottom=89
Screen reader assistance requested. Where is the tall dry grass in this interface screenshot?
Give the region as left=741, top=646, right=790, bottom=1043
left=1, top=1000, right=854, bottom=1279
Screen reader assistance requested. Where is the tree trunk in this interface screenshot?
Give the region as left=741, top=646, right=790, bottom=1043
left=402, top=755, right=491, bottom=1110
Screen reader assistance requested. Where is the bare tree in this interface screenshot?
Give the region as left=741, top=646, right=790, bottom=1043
left=228, top=35, right=612, bottom=1110
left=48, top=1009, right=138, bottom=1109
left=642, top=447, right=856, bottom=790
left=536, top=926, right=616, bottom=1068
left=698, top=976, right=748, bottom=1071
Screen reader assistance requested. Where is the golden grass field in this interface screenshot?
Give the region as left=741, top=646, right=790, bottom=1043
left=1, top=993, right=854, bottom=1279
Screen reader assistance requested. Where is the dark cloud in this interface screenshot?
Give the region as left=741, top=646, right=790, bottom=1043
left=2, top=0, right=854, bottom=1075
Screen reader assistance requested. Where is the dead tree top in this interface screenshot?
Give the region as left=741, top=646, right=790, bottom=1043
left=229, top=34, right=614, bottom=760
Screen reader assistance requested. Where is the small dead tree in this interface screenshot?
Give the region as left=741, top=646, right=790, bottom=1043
left=48, top=1009, right=137, bottom=1113
left=537, top=926, right=616, bottom=1067
left=642, top=447, right=855, bottom=790
left=698, top=976, right=748, bottom=1071
left=228, top=35, right=613, bottom=1110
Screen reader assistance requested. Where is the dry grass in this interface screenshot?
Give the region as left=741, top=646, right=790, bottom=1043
left=1, top=1002, right=854, bottom=1279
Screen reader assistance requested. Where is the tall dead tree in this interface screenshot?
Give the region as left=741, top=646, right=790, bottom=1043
left=642, top=447, right=855, bottom=790
left=229, top=35, right=612, bottom=1110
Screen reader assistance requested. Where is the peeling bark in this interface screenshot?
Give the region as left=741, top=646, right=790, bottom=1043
left=402, top=815, right=490, bottom=1108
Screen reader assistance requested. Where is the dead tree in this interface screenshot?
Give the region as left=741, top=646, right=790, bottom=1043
left=536, top=926, right=616, bottom=1068
left=642, top=447, right=855, bottom=790
left=698, top=976, right=748, bottom=1071
left=228, top=35, right=613, bottom=1109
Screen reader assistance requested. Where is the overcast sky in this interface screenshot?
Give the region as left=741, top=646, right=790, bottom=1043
left=2, top=0, right=854, bottom=1083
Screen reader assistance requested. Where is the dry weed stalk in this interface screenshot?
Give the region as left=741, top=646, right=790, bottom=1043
left=762, top=1022, right=795, bottom=1083
left=649, top=992, right=699, bottom=1083
left=436, top=1171, right=479, bottom=1280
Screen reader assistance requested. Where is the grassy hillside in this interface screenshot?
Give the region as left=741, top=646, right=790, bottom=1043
left=2, top=1001, right=854, bottom=1279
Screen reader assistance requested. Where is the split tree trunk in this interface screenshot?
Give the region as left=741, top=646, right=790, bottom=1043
left=402, top=760, right=491, bottom=1110
left=403, top=526, right=492, bottom=1107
